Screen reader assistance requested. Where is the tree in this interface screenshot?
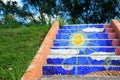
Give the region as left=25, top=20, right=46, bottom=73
left=22, top=0, right=58, bottom=24
left=1, top=0, right=120, bottom=27
left=61, top=0, right=120, bottom=23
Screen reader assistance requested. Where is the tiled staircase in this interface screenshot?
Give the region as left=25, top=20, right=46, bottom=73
left=42, top=24, right=120, bottom=77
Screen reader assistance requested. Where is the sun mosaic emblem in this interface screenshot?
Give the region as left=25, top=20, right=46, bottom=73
left=72, top=34, right=84, bottom=45
left=70, top=32, right=87, bottom=46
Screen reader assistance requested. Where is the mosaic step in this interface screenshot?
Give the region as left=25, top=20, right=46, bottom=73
left=59, top=28, right=114, bottom=32
left=53, top=39, right=120, bottom=46
left=56, top=33, right=117, bottom=39
left=42, top=23, right=120, bottom=77
left=58, top=28, right=114, bottom=34
left=50, top=48, right=118, bottom=54
left=42, top=65, right=120, bottom=75
left=60, top=27, right=113, bottom=31
left=51, top=47, right=120, bottom=55
left=52, top=46, right=120, bottom=48
left=47, top=54, right=120, bottom=65
left=60, top=24, right=111, bottom=29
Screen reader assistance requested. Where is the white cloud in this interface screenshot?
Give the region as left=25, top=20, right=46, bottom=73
left=48, top=51, right=119, bottom=61
left=83, top=27, right=104, bottom=32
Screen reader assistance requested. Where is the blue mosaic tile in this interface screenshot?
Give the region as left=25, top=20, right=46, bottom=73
left=77, top=66, right=106, bottom=75
left=53, top=40, right=113, bottom=46
left=43, top=66, right=76, bottom=75
left=47, top=57, right=120, bottom=65
left=56, top=33, right=109, bottom=39
left=43, top=66, right=120, bottom=75
left=61, top=25, right=104, bottom=29
left=51, top=48, right=116, bottom=53
left=45, top=24, right=120, bottom=76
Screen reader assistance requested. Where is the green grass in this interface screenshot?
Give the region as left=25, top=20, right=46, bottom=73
left=0, top=25, right=50, bottom=80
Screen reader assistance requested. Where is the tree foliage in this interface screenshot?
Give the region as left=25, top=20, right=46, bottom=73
left=61, top=0, right=120, bottom=23
left=0, top=0, right=120, bottom=27
left=0, top=0, right=32, bottom=27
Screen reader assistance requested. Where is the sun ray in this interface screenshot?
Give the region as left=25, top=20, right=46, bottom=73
left=64, top=26, right=72, bottom=34
left=75, top=47, right=79, bottom=75
left=60, top=40, right=68, bottom=46
left=82, top=48, right=91, bottom=65
left=69, top=30, right=73, bottom=34
left=74, top=26, right=76, bottom=33
left=66, top=26, right=73, bottom=34
left=65, top=26, right=69, bottom=29
left=86, top=32, right=98, bottom=39
left=78, top=25, right=80, bottom=32
left=58, top=49, right=62, bottom=54
left=88, top=24, right=89, bottom=28
left=95, top=33, right=97, bottom=39
left=87, top=47, right=96, bottom=52
left=87, top=41, right=99, bottom=46
left=66, top=43, right=69, bottom=46
left=86, top=32, right=92, bottom=36
left=61, top=45, right=73, bottom=64
left=76, top=48, right=79, bottom=65
left=65, top=34, right=71, bottom=36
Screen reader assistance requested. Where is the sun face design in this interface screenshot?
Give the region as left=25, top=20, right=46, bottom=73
left=72, top=34, right=85, bottom=46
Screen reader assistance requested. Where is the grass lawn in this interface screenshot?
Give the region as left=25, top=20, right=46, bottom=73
left=0, top=25, right=50, bottom=80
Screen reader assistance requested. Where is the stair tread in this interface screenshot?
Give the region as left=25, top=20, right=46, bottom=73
left=56, top=34, right=117, bottom=39
left=53, top=39, right=120, bottom=46
left=43, top=64, right=120, bottom=67
left=52, top=46, right=120, bottom=48
left=54, top=39, right=120, bottom=40
left=47, top=54, right=119, bottom=56
left=57, top=32, right=116, bottom=35
left=60, top=24, right=110, bottom=28
left=58, top=30, right=114, bottom=33
left=59, top=28, right=113, bottom=30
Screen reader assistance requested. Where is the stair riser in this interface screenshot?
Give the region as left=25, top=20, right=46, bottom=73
left=56, top=33, right=117, bottom=39
left=50, top=48, right=120, bottom=55
left=60, top=25, right=110, bottom=29
left=53, top=40, right=120, bottom=46
left=58, top=28, right=114, bottom=33
left=42, top=66, right=120, bottom=75
left=51, top=48, right=116, bottom=53
left=47, top=57, right=120, bottom=65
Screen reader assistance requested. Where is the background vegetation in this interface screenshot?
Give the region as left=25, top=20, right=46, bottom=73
left=0, top=0, right=120, bottom=26
left=0, top=25, right=49, bottom=80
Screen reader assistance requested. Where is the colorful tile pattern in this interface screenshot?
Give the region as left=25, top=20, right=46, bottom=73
left=43, top=24, right=120, bottom=75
